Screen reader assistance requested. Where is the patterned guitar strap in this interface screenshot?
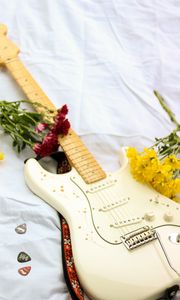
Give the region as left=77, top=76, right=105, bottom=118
left=54, top=151, right=85, bottom=300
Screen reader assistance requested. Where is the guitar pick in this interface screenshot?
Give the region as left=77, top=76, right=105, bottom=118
left=15, top=223, right=27, bottom=234
left=17, top=252, right=31, bottom=263
left=18, top=266, right=31, bottom=276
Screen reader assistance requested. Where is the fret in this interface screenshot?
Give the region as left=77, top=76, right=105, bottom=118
left=68, top=149, right=89, bottom=161
left=80, top=167, right=102, bottom=178
left=11, top=74, right=23, bottom=81
left=10, top=69, right=25, bottom=78
left=67, top=145, right=87, bottom=156
left=88, top=168, right=104, bottom=176
left=76, top=154, right=99, bottom=166
left=88, top=170, right=105, bottom=179
left=60, top=132, right=81, bottom=145
left=74, top=153, right=95, bottom=164
left=6, top=59, right=21, bottom=70
left=21, top=84, right=34, bottom=93
left=62, top=141, right=83, bottom=151
left=77, top=159, right=97, bottom=169
left=83, top=173, right=104, bottom=184
left=60, top=136, right=86, bottom=152
left=75, top=161, right=98, bottom=172
left=60, top=135, right=80, bottom=146
left=17, top=77, right=29, bottom=86
left=63, top=138, right=83, bottom=148
left=59, top=136, right=76, bottom=146
left=7, top=64, right=21, bottom=72
left=82, top=167, right=101, bottom=176
left=27, top=90, right=40, bottom=96
left=7, top=64, right=22, bottom=73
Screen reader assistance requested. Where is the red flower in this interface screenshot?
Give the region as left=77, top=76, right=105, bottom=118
left=33, top=104, right=70, bottom=158
left=33, top=132, right=59, bottom=157
left=58, top=119, right=70, bottom=135
left=52, top=105, right=70, bottom=135
left=59, top=104, right=68, bottom=115
left=33, top=143, right=42, bottom=154
left=35, top=122, right=49, bottom=133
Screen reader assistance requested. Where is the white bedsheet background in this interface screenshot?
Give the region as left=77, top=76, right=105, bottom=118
left=0, top=1, right=180, bottom=300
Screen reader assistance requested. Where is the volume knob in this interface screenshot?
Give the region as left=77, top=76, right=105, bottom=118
left=164, top=211, right=173, bottom=222
left=144, top=212, right=155, bottom=221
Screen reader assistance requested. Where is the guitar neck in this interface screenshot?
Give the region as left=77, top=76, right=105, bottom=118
left=5, top=57, right=106, bottom=184
left=6, top=58, right=56, bottom=113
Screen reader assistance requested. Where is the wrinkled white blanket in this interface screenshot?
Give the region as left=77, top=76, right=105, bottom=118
left=0, top=1, right=179, bottom=299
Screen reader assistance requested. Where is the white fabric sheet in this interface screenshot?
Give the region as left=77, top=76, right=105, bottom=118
left=0, top=1, right=180, bottom=299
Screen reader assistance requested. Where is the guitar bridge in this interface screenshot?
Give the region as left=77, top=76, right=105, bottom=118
left=121, top=226, right=157, bottom=250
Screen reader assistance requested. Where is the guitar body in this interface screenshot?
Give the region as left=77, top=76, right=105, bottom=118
left=24, top=149, right=180, bottom=300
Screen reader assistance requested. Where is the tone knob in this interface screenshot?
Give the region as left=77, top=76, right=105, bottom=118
left=169, top=233, right=180, bottom=244
left=144, top=212, right=155, bottom=221
left=176, top=233, right=180, bottom=243
left=164, top=211, right=173, bottom=222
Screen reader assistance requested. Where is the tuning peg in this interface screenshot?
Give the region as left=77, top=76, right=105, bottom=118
left=0, top=24, right=7, bottom=35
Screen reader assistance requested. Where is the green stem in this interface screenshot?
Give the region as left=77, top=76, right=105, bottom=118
left=0, top=111, right=16, bottom=127
left=0, top=112, right=38, bottom=137
left=159, top=147, right=172, bottom=157
left=16, top=123, right=39, bottom=135
left=154, top=90, right=180, bottom=127
left=0, top=99, right=57, bottom=153
left=152, top=129, right=179, bottom=146
left=17, top=100, right=56, bottom=118
left=21, top=111, right=39, bottom=125
left=2, top=124, right=33, bottom=147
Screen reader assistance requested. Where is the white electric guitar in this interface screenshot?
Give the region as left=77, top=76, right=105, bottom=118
left=1, top=24, right=180, bottom=300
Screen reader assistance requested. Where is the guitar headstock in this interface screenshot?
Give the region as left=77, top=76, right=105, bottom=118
left=0, top=24, right=19, bottom=64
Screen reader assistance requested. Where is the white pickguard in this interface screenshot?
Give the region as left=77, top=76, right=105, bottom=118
left=24, top=149, right=180, bottom=300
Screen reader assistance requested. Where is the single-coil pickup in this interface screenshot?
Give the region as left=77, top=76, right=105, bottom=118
left=110, top=216, right=142, bottom=228
left=99, top=198, right=128, bottom=212
left=121, top=226, right=157, bottom=250
left=87, top=179, right=117, bottom=193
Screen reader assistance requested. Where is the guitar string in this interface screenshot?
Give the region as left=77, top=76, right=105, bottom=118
left=110, top=185, right=142, bottom=234
left=107, top=188, right=129, bottom=234
left=109, top=188, right=138, bottom=234
left=96, top=188, right=130, bottom=236
left=114, top=188, right=145, bottom=233
left=94, top=189, right=127, bottom=236
left=109, top=185, right=145, bottom=233
left=121, top=201, right=143, bottom=233
left=95, top=186, right=144, bottom=236
left=101, top=187, right=133, bottom=235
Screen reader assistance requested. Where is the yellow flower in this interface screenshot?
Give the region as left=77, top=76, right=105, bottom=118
left=127, top=147, right=180, bottom=201
left=153, top=178, right=180, bottom=202
left=162, top=154, right=180, bottom=171
left=127, top=147, right=138, bottom=158
left=0, top=152, right=4, bottom=160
